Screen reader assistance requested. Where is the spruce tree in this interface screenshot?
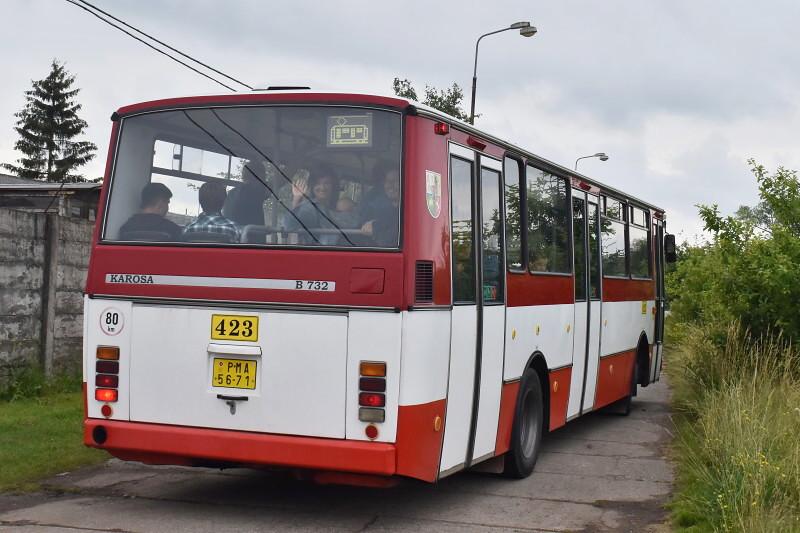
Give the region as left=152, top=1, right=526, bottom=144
left=3, top=60, right=97, bottom=182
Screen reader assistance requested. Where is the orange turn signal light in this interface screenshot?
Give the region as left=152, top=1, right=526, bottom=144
left=95, top=388, right=118, bottom=402
left=96, top=346, right=120, bottom=360
left=359, top=361, right=386, bottom=377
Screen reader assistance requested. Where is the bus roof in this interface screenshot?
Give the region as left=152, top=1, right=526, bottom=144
left=114, top=90, right=665, bottom=215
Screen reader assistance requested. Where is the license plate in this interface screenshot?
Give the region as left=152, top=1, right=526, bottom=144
left=211, top=314, right=258, bottom=341
left=212, top=358, right=257, bottom=390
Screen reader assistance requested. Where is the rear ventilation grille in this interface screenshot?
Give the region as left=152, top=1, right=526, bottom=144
left=415, top=261, right=434, bottom=303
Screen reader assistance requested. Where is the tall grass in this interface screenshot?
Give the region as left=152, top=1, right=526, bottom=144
left=670, top=322, right=800, bottom=532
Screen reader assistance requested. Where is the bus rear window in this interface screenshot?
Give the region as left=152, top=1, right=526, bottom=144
left=103, top=106, right=402, bottom=249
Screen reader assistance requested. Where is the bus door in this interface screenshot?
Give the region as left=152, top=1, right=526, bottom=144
left=582, top=196, right=602, bottom=412
left=568, top=190, right=603, bottom=418
left=440, top=144, right=506, bottom=475
left=651, top=219, right=666, bottom=382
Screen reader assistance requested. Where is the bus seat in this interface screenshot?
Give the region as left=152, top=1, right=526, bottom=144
left=184, top=232, right=236, bottom=244
left=119, top=230, right=173, bottom=242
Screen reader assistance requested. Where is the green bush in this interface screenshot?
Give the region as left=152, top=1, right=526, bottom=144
left=669, top=326, right=800, bottom=532
left=667, top=161, right=800, bottom=343
left=668, top=161, right=800, bottom=531
left=0, top=364, right=82, bottom=402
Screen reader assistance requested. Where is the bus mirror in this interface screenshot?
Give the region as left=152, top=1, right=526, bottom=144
left=664, top=234, right=677, bottom=263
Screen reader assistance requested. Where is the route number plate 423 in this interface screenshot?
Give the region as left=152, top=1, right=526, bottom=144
left=211, top=314, right=258, bottom=341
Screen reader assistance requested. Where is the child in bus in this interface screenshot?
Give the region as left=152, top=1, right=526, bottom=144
left=183, top=182, right=241, bottom=243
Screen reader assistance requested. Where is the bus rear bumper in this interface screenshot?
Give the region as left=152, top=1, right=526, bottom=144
left=84, top=419, right=397, bottom=476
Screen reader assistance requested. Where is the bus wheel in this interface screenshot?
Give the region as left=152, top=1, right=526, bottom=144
left=503, top=368, right=544, bottom=478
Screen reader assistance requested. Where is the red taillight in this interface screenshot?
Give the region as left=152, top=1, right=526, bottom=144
left=359, top=392, right=385, bottom=407
left=359, top=377, right=386, bottom=392
left=95, top=388, right=118, bottom=402
left=365, top=424, right=379, bottom=440
left=96, top=360, right=119, bottom=374
left=100, top=404, right=113, bottom=417
left=95, top=374, right=119, bottom=388
left=434, top=122, right=449, bottom=135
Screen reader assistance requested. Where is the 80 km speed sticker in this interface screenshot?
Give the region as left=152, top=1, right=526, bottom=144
left=99, top=307, right=125, bottom=336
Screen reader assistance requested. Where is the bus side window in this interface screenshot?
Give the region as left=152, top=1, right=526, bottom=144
left=503, top=156, right=525, bottom=271
left=525, top=165, right=570, bottom=274
left=601, top=195, right=628, bottom=277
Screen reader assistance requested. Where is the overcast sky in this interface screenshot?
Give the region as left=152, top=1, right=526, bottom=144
left=3, top=0, right=799, bottom=240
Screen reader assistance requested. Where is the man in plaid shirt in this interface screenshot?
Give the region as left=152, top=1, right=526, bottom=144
left=183, top=182, right=241, bottom=242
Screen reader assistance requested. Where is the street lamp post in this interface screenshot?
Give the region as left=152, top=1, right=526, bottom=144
left=469, top=21, right=537, bottom=125
left=574, top=152, right=609, bottom=171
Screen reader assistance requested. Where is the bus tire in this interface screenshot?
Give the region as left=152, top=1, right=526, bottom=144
left=503, top=368, right=544, bottom=479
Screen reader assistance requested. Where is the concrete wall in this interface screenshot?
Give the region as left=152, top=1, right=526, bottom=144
left=0, top=208, right=93, bottom=383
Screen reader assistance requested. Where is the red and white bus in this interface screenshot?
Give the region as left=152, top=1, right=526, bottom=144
left=83, top=91, right=670, bottom=484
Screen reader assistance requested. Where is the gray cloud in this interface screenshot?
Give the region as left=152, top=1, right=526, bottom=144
left=1, top=0, right=797, bottom=239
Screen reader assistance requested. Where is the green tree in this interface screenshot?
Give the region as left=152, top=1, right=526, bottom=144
left=667, top=160, right=800, bottom=341
left=392, top=77, right=471, bottom=122
left=3, top=60, right=97, bottom=182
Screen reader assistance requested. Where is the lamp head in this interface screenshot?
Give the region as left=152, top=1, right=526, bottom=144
left=596, top=152, right=609, bottom=161
left=510, top=21, right=531, bottom=29
left=520, top=25, right=538, bottom=37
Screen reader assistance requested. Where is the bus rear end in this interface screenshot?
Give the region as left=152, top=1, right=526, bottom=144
left=83, top=94, right=449, bottom=483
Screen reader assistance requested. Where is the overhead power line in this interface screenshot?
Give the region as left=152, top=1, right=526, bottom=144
left=64, top=0, right=251, bottom=92
left=75, top=0, right=253, bottom=90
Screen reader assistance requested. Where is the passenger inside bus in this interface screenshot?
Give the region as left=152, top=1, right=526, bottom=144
left=361, top=168, right=401, bottom=247
left=287, top=166, right=351, bottom=245
left=183, top=182, right=241, bottom=243
left=223, top=161, right=268, bottom=226
left=119, top=182, right=182, bottom=241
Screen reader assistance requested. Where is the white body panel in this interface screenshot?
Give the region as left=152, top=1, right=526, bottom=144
left=440, top=305, right=477, bottom=472
left=399, top=310, right=451, bottom=406
left=600, top=300, right=655, bottom=356
left=471, top=305, right=505, bottom=461
left=123, top=304, right=348, bottom=438
left=567, top=303, right=588, bottom=418
left=345, top=312, right=401, bottom=442
left=503, top=303, right=574, bottom=381
left=582, top=300, right=602, bottom=412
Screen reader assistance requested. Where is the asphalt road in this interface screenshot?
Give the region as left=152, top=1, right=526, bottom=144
left=0, top=378, right=673, bottom=532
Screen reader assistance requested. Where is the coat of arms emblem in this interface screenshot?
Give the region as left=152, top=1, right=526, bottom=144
left=425, top=170, right=442, bottom=218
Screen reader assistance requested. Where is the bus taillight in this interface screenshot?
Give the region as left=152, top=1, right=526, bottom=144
left=95, top=345, right=120, bottom=407
left=95, top=388, right=118, bottom=402
left=96, top=374, right=119, bottom=388
left=359, top=377, right=386, bottom=392
left=358, top=361, right=386, bottom=425
left=359, top=392, right=385, bottom=408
